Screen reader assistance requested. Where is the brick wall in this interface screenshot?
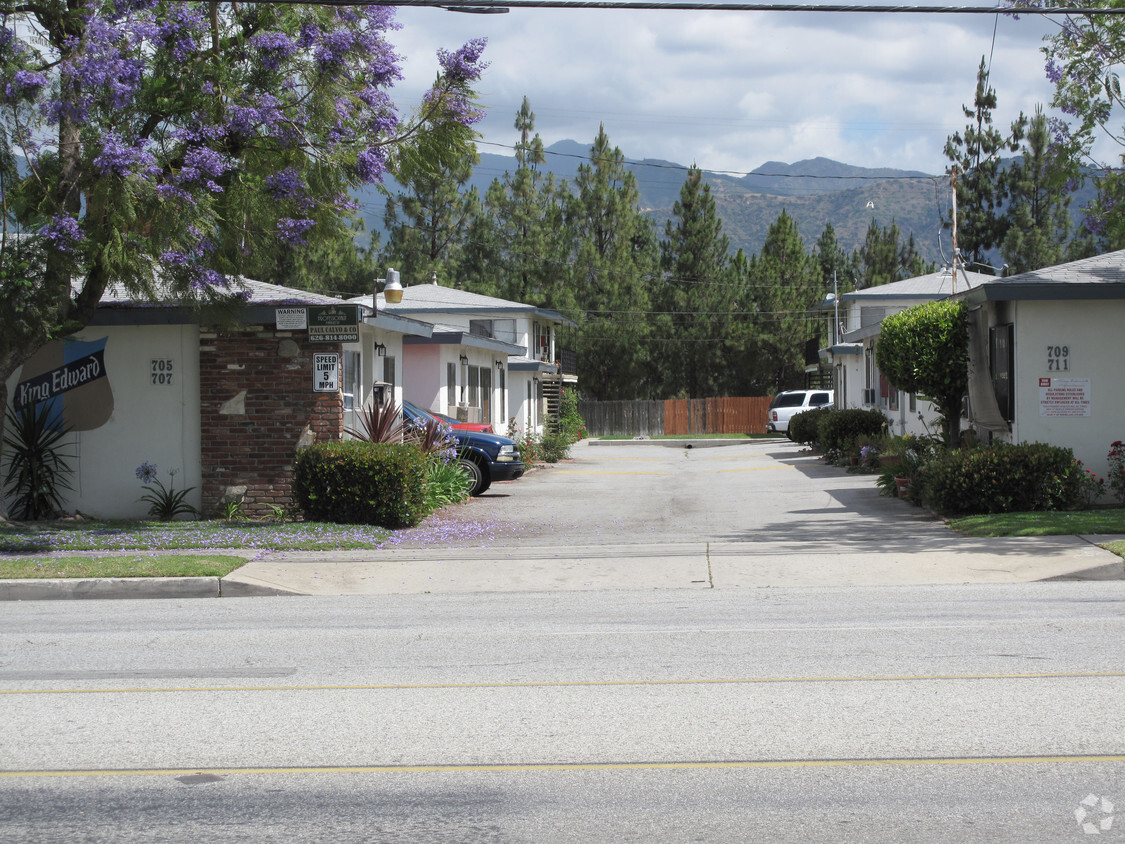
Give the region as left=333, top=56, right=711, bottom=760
left=199, top=327, right=341, bottom=516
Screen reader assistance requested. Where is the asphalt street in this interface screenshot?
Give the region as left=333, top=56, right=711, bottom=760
left=1, top=585, right=1123, bottom=842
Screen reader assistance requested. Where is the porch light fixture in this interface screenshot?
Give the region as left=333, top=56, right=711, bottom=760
left=375, top=342, right=387, bottom=357
left=495, top=360, right=504, bottom=370
left=459, top=354, right=469, bottom=366
left=383, top=267, right=403, bottom=304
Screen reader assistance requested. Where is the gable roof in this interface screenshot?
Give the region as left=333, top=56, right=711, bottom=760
left=840, top=267, right=992, bottom=302
left=86, top=276, right=374, bottom=326
left=350, top=282, right=577, bottom=328
left=961, top=249, right=1125, bottom=303
left=92, top=276, right=357, bottom=308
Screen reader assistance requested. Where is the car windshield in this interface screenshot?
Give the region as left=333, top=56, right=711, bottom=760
left=403, top=401, right=439, bottom=425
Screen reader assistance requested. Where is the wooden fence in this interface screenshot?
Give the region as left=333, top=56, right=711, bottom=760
left=578, top=397, right=773, bottom=437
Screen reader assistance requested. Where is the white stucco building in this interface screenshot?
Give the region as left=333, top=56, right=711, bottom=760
left=350, top=279, right=577, bottom=436
left=958, top=249, right=1125, bottom=483
left=820, top=267, right=992, bottom=437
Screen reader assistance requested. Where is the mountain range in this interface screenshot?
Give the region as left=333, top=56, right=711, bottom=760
left=356, top=140, right=1097, bottom=268
left=356, top=140, right=955, bottom=265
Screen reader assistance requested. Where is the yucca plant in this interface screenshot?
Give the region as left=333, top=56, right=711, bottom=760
left=3, top=403, right=75, bottom=520
left=344, top=399, right=404, bottom=444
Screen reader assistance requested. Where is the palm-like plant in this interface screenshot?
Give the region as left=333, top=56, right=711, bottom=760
left=3, top=403, right=75, bottom=520
left=344, top=399, right=404, bottom=444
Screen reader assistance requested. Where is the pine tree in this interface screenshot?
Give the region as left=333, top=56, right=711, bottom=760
left=380, top=145, right=480, bottom=287
left=657, top=166, right=737, bottom=397
left=1000, top=108, right=1073, bottom=274
left=943, top=58, right=1024, bottom=271
left=462, top=99, right=571, bottom=306
left=745, top=210, right=816, bottom=393
left=565, top=126, right=659, bottom=400
left=856, top=219, right=930, bottom=288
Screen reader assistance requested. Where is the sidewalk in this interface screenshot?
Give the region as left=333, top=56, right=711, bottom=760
left=3, top=535, right=1122, bottom=600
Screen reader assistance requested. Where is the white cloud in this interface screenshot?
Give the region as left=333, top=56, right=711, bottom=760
left=390, top=4, right=1062, bottom=175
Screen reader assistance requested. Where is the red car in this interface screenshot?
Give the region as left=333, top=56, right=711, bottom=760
left=428, top=408, right=494, bottom=434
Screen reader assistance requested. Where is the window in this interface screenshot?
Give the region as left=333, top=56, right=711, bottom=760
left=447, top=362, right=456, bottom=409
left=469, top=319, right=493, bottom=339
left=383, top=356, right=396, bottom=400
left=864, top=346, right=875, bottom=405
left=480, top=367, right=492, bottom=424
left=468, top=365, right=480, bottom=408
left=990, top=323, right=1014, bottom=422
left=533, top=321, right=551, bottom=360
left=342, top=351, right=361, bottom=410
left=498, top=366, right=506, bottom=425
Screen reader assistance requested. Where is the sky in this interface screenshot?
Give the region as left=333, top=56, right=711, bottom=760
left=388, top=1, right=1067, bottom=179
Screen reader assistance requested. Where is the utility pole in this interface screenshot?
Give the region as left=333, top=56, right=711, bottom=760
left=951, top=167, right=959, bottom=294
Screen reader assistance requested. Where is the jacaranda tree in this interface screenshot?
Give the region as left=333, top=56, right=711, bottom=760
left=0, top=0, right=486, bottom=504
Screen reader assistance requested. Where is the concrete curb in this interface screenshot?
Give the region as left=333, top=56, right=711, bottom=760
left=0, top=576, right=220, bottom=601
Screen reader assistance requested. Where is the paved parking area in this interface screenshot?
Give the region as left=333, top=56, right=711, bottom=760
left=222, top=439, right=1124, bottom=594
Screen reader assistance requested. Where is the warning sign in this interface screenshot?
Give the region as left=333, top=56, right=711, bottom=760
left=1038, top=377, right=1090, bottom=417
left=313, top=353, right=340, bottom=393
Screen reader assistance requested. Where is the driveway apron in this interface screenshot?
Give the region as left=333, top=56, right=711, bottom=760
left=223, top=440, right=1124, bottom=595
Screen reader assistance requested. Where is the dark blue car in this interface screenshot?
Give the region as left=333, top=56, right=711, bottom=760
left=402, top=401, right=525, bottom=496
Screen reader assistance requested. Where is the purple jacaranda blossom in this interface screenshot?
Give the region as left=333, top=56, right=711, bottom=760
left=316, top=30, right=359, bottom=71
left=156, top=4, right=206, bottom=63
left=277, top=218, right=316, bottom=245
left=42, top=215, right=84, bottom=252
left=4, top=70, right=48, bottom=103
left=227, top=95, right=285, bottom=136
left=355, top=148, right=387, bottom=183
left=93, top=131, right=158, bottom=177
left=265, top=168, right=307, bottom=201
left=437, top=38, right=488, bottom=84
left=48, top=16, right=146, bottom=123
left=177, top=146, right=231, bottom=192
left=249, top=31, right=299, bottom=72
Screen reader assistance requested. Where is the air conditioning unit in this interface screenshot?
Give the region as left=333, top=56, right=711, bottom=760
left=455, top=405, right=483, bottom=423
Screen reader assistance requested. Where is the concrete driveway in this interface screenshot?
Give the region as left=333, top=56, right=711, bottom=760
left=224, top=439, right=1124, bottom=595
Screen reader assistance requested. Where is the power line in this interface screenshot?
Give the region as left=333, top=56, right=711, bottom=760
left=233, top=0, right=1125, bottom=13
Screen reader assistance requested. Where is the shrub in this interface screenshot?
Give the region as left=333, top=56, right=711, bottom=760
left=343, top=399, right=403, bottom=444
left=557, top=389, right=587, bottom=442
left=817, top=408, right=887, bottom=452
left=789, top=408, right=830, bottom=445
left=293, top=440, right=427, bottom=528
left=876, top=299, right=968, bottom=446
left=920, top=441, right=1084, bottom=516
left=135, top=462, right=198, bottom=521
left=1108, top=441, right=1125, bottom=504
left=3, top=403, right=75, bottom=520
left=540, top=431, right=572, bottom=463
left=422, top=456, right=472, bottom=511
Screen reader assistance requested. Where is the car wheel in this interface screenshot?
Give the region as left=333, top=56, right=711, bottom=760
left=458, top=457, right=489, bottom=496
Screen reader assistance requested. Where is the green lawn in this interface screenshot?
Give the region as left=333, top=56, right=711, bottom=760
left=1, top=554, right=249, bottom=579
left=0, top=519, right=391, bottom=554
left=0, top=519, right=397, bottom=580
left=948, top=509, right=1125, bottom=537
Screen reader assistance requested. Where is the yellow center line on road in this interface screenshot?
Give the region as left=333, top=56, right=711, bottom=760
left=555, top=470, right=672, bottom=475
left=714, top=465, right=795, bottom=473
left=4, top=754, right=1125, bottom=779
left=3, top=671, right=1122, bottom=696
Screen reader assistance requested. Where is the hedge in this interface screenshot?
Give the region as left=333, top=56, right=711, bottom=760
left=293, top=440, right=428, bottom=527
